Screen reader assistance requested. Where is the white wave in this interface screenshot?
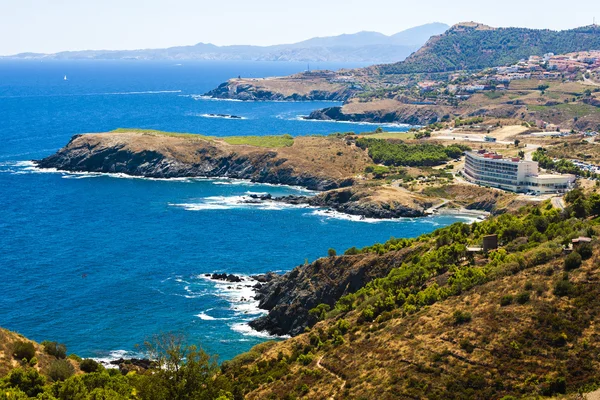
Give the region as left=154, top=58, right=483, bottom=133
left=180, top=94, right=243, bottom=102
left=170, top=195, right=311, bottom=212
left=245, top=191, right=269, bottom=196
left=93, top=349, right=140, bottom=368
left=288, top=114, right=414, bottom=128
left=196, top=113, right=247, bottom=120
left=230, top=322, right=290, bottom=339
left=308, top=209, right=393, bottom=223
left=101, top=90, right=182, bottom=96
left=196, top=312, right=217, bottom=321
left=196, top=310, right=233, bottom=321
left=198, top=274, right=265, bottom=317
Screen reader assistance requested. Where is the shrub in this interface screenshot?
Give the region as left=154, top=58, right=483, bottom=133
left=336, top=319, right=351, bottom=335
left=309, top=304, right=331, bottom=322
left=553, top=279, right=575, bottom=297
left=12, top=341, right=36, bottom=361
left=516, top=292, right=530, bottom=304
left=42, top=341, right=67, bottom=359
left=5, top=368, right=46, bottom=397
left=564, top=252, right=582, bottom=271
left=80, top=358, right=100, bottom=373
left=500, top=295, right=513, bottom=307
left=297, top=353, right=314, bottom=366
left=577, top=242, right=593, bottom=260
left=48, top=359, right=75, bottom=382
left=459, top=339, right=475, bottom=353
left=327, top=248, right=337, bottom=257
left=360, top=306, right=375, bottom=323
left=452, top=310, right=472, bottom=325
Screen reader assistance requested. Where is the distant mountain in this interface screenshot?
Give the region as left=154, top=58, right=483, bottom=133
left=2, top=23, right=450, bottom=63
left=378, top=22, right=600, bottom=74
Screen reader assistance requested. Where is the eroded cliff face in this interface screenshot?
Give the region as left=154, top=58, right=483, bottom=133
left=250, top=246, right=422, bottom=336
left=35, top=133, right=360, bottom=191
left=204, top=77, right=357, bottom=102
left=306, top=105, right=448, bottom=126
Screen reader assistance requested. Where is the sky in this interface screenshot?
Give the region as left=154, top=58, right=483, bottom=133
left=1, top=0, right=600, bottom=55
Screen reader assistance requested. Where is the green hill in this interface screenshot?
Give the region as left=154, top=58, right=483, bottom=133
left=378, top=22, right=600, bottom=74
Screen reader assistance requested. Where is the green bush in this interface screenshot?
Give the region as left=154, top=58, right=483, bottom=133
left=564, top=252, right=582, bottom=271
left=500, top=295, right=513, bottom=307
left=80, top=358, right=100, bottom=373
left=576, top=242, right=593, bottom=260
left=553, top=279, right=575, bottom=297
left=297, top=353, right=314, bottom=366
left=452, top=310, right=472, bottom=325
left=516, top=292, right=530, bottom=304
left=12, top=341, right=36, bottom=361
left=327, top=248, right=337, bottom=257
left=42, top=341, right=67, bottom=359
left=48, top=359, right=75, bottom=382
left=5, top=368, right=46, bottom=397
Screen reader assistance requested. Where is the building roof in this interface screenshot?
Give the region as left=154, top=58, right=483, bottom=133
left=572, top=237, right=592, bottom=243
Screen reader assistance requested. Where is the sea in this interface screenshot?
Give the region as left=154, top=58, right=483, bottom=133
left=0, top=60, right=472, bottom=363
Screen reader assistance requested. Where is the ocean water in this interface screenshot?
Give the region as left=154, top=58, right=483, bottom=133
left=0, top=60, right=470, bottom=362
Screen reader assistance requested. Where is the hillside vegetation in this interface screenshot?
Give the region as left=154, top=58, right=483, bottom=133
left=3, top=190, right=600, bottom=399
left=379, top=23, right=600, bottom=74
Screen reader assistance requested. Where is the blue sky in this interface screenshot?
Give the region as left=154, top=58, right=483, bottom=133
left=1, top=0, right=599, bottom=55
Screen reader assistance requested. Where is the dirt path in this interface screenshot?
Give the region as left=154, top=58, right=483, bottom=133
left=316, top=355, right=346, bottom=400
left=551, top=196, right=566, bottom=210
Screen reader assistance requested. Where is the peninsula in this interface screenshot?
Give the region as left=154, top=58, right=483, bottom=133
left=36, top=128, right=531, bottom=220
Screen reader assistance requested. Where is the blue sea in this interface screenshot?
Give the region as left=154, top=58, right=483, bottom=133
left=0, top=60, right=470, bottom=362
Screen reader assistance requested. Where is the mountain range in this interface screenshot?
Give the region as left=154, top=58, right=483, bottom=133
left=2, top=23, right=449, bottom=63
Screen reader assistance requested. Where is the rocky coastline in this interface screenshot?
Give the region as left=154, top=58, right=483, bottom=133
left=34, top=133, right=355, bottom=192
left=306, top=105, right=447, bottom=126
left=245, top=245, right=423, bottom=336
left=204, top=81, right=355, bottom=102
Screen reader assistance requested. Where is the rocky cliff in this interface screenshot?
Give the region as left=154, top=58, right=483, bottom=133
left=205, top=81, right=356, bottom=102
left=35, top=131, right=366, bottom=191
left=250, top=245, right=422, bottom=336
left=306, top=104, right=449, bottom=126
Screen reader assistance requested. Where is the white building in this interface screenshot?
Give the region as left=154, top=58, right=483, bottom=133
left=463, top=150, right=575, bottom=194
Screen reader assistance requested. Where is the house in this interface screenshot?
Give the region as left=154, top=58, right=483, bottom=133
left=572, top=237, right=592, bottom=247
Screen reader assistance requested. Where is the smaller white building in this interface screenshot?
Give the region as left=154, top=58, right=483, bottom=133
left=463, top=150, right=575, bottom=194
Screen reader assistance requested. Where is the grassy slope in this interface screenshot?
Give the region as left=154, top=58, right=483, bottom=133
left=221, top=199, right=600, bottom=399
left=111, top=128, right=295, bottom=148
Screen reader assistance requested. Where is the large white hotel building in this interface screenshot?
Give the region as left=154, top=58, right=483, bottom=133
left=463, top=150, right=576, bottom=194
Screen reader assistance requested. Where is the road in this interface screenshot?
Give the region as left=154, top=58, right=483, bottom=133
left=582, top=72, right=600, bottom=87
left=425, top=199, right=451, bottom=214
left=551, top=196, right=566, bottom=210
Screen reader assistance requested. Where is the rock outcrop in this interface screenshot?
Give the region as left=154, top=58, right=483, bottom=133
left=249, top=246, right=422, bottom=336
left=306, top=105, right=447, bottom=126
left=35, top=132, right=364, bottom=192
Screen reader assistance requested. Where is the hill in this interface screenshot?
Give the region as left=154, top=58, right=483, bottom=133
left=3, top=23, right=449, bottom=63
left=3, top=191, right=600, bottom=399
left=378, top=22, right=600, bottom=74
left=224, top=190, right=600, bottom=399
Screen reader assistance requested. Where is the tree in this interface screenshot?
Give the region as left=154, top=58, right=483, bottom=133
left=5, top=368, right=46, bottom=397
left=12, top=341, right=35, bottom=361
left=576, top=242, right=593, bottom=260
left=514, top=139, right=520, bottom=147
left=79, top=359, right=100, bottom=373
left=136, top=333, right=223, bottom=400
left=48, top=359, right=75, bottom=382
left=564, top=252, right=582, bottom=271
left=327, top=248, right=337, bottom=257
left=42, top=341, right=67, bottom=359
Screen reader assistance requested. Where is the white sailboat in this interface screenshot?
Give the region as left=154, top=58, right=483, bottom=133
left=64, top=75, right=67, bottom=81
